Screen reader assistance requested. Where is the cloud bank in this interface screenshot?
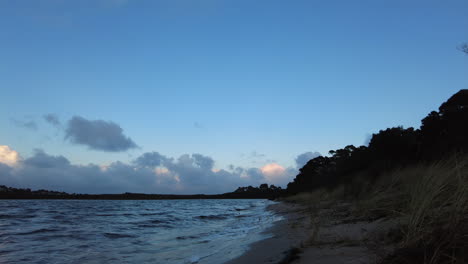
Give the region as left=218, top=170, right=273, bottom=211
left=0, top=146, right=303, bottom=194
left=65, top=116, right=138, bottom=152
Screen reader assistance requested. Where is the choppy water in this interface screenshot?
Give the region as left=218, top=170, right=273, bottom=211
left=0, top=199, right=281, bottom=264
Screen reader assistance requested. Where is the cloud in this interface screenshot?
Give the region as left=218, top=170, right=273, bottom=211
left=191, top=153, right=214, bottom=170
left=0, top=148, right=169, bottom=194
left=24, top=149, right=70, bottom=168
left=164, top=153, right=222, bottom=193
left=0, top=145, right=22, bottom=167
left=65, top=116, right=137, bottom=152
left=295, top=151, right=321, bottom=168
left=0, top=163, right=13, bottom=178
left=133, top=152, right=171, bottom=168
left=261, top=163, right=285, bottom=176
left=260, top=163, right=296, bottom=186
left=43, top=114, right=61, bottom=127
left=244, top=167, right=265, bottom=181
left=11, top=118, right=38, bottom=131
left=0, top=146, right=303, bottom=194
left=0, top=147, right=243, bottom=194
left=364, top=134, right=372, bottom=146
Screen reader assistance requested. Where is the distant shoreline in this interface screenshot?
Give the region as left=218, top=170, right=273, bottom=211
left=0, top=185, right=283, bottom=200
left=0, top=196, right=268, bottom=200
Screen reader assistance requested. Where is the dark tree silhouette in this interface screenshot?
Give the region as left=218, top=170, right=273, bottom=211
left=421, top=90, right=468, bottom=155
left=233, top=183, right=284, bottom=198
left=286, top=90, right=468, bottom=195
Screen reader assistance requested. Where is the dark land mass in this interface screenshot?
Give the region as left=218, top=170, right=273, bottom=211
left=286, top=89, right=468, bottom=196
left=0, top=183, right=284, bottom=200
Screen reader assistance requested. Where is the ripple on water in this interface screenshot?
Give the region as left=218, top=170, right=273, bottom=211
left=0, top=214, right=36, bottom=219
left=103, top=232, right=136, bottom=239
left=0, top=199, right=280, bottom=264
left=195, top=214, right=230, bottom=220
left=16, top=228, right=60, bottom=236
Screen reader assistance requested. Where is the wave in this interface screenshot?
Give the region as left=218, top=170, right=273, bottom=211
left=0, top=214, right=36, bottom=219
left=137, top=224, right=173, bottom=229
left=176, top=235, right=199, bottom=240
left=96, top=213, right=134, bottom=217
left=122, top=213, right=134, bottom=216
left=149, top=219, right=167, bottom=224
left=0, top=199, right=275, bottom=264
left=196, top=214, right=230, bottom=220
left=103, top=232, right=136, bottom=239
left=140, top=213, right=160, bottom=216
left=95, top=214, right=118, bottom=217
left=235, top=215, right=248, bottom=218
left=136, top=219, right=173, bottom=229
left=16, top=228, right=60, bottom=235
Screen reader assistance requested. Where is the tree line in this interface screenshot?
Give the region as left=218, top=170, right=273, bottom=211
left=286, top=90, right=468, bottom=196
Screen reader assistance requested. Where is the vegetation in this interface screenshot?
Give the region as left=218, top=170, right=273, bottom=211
left=287, top=90, right=468, bottom=196
left=233, top=183, right=283, bottom=195
left=352, top=158, right=467, bottom=264
left=0, top=183, right=283, bottom=199
left=284, top=90, right=468, bottom=264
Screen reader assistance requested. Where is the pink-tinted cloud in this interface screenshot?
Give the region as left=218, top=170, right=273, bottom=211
left=0, top=145, right=21, bottom=167
left=260, top=163, right=296, bottom=186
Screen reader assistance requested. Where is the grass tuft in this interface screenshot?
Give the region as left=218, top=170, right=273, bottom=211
left=289, top=156, right=468, bottom=263
left=364, top=157, right=468, bottom=264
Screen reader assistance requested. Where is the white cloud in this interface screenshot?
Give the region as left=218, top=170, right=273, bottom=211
left=0, top=145, right=21, bottom=167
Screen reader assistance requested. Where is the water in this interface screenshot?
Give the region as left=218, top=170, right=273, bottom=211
left=0, top=199, right=281, bottom=264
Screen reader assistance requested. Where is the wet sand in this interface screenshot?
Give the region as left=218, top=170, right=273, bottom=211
left=226, top=201, right=397, bottom=264
left=225, top=202, right=309, bottom=264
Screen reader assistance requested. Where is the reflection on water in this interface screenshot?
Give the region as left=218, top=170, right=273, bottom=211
left=0, top=199, right=281, bottom=264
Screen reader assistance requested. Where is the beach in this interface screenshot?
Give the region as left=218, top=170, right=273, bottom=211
left=227, top=201, right=398, bottom=264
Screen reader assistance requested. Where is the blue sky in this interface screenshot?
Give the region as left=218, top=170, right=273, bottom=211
left=0, top=0, right=467, bottom=193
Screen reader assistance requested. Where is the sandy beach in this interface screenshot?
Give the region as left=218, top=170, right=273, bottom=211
left=225, top=202, right=310, bottom=264
left=227, top=201, right=398, bottom=264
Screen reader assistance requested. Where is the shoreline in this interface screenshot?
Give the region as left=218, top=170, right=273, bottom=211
left=225, top=202, right=310, bottom=264
left=227, top=201, right=398, bottom=264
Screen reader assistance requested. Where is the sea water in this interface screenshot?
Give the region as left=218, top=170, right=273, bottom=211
left=0, top=199, right=281, bottom=264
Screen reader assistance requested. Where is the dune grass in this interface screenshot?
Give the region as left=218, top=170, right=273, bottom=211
left=286, top=157, right=468, bottom=263
left=375, top=157, right=468, bottom=264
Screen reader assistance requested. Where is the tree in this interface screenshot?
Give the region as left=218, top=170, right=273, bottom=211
left=259, top=183, right=269, bottom=191
left=368, top=126, right=420, bottom=164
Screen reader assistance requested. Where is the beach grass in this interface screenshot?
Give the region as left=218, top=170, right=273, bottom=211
left=285, top=157, right=468, bottom=263
left=375, top=157, right=468, bottom=264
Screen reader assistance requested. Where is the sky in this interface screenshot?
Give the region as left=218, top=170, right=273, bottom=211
left=1, top=0, right=467, bottom=194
